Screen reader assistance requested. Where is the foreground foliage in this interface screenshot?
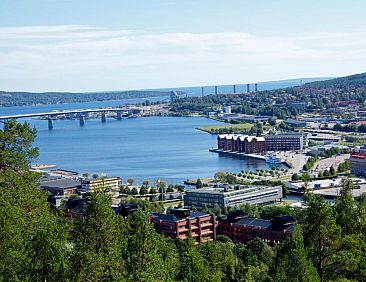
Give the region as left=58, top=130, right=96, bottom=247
left=2, top=120, right=366, bottom=281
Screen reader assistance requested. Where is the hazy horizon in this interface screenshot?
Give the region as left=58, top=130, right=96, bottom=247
left=1, top=0, right=365, bottom=92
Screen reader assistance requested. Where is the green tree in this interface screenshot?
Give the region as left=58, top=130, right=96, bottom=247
left=149, top=187, right=157, bottom=194
left=196, top=178, right=203, bottom=188
left=140, top=186, right=149, bottom=195
left=0, top=120, right=69, bottom=281
left=292, top=173, right=300, bottom=181
left=124, top=209, right=179, bottom=281
left=334, top=178, right=356, bottom=236
left=131, top=187, right=138, bottom=195
left=271, top=226, right=319, bottom=281
left=303, top=193, right=341, bottom=281
left=330, top=166, right=336, bottom=176
left=71, top=191, right=126, bottom=281
left=0, top=120, right=39, bottom=172
left=177, top=237, right=220, bottom=282
left=226, top=173, right=237, bottom=184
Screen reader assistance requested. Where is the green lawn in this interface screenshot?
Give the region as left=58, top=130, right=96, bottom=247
left=198, top=123, right=253, bottom=133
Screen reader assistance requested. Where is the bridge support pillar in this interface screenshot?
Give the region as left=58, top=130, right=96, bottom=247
left=101, top=112, right=107, bottom=123
left=79, top=114, right=85, bottom=126
left=48, top=118, right=53, bottom=130
left=116, top=111, right=122, bottom=120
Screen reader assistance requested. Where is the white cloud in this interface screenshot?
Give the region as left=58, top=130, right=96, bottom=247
left=0, top=25, right=365, bottom=92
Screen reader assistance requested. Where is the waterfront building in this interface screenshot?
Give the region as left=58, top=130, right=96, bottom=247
left=217, top=213, right=296, bottom=245
left=40, top=175, right=81, bottom=195
left=184, top=184, right=283, bottom=210
left=350, top=152, right=366, bottom=177
left=150, top=208, right=216, bottom=243
left=217, top=134, right=266, bottom=154
left=81, top=176, right=120, bottom=192
left=265, top=132, right=304, bottom=151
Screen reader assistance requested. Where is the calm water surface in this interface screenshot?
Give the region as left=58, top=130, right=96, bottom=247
left=1, top=100, right=274, bottom=184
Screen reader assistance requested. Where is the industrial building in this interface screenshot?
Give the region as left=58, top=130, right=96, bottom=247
left=40, top=175, right=81, bottom=195
left=217, top=134, right=266, bottom=154
left=150, top=209, right=216, bottom=243
left=265, top=132, right=305, bottom=151
left=350, top=152, right=366, bottom=177
left=184, top=184, right=283, bottom=210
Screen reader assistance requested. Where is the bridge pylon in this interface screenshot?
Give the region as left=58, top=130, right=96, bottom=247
left=48, top=117, right=53, bottom=130
left=101, top=112, right=107, bottom=123
left=79, top=114, right=85, bottom=126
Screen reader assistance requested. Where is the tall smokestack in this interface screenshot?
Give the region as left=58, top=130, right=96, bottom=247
left=233, top=85, right=236, bottom=93
left=255, top=83, right=258, bottom=92
left=215, top=86, right=218, bottom=95
left=201, top=87, right=204, bottom=97
left=247, top=84, right=250, bottom=93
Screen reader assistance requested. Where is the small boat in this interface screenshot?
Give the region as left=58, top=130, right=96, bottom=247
left=266, top=154, right=283, bottom=164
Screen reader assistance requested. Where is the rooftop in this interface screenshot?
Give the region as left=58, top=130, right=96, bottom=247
left=186, top=185, right=280, bottom=196
left=351, top=152, right=366, bottom=160
left=40, top=175, right=81, bottom=189
left=150, top=209, right=211, bottom=223
left=217, top=134, right=265, bottom=142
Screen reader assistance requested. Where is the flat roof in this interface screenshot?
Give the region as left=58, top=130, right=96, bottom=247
left=186, top=185, right=280, bottom=196
left=150, top=211, right=210, bottom=223
left=235, top=217, right=272, bottom=229
left=40, top=176, right=80, bottom=189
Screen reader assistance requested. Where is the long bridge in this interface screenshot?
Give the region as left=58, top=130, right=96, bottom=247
left=0, top=107, right=136, bottom=129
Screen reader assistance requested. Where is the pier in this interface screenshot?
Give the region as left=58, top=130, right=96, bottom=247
left=209, top=148, right=292, bottom=167
left=209, top=148, right=267, bottom=160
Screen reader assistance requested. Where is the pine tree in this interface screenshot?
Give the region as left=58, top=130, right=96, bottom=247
left=71, top=191, right=126, bottom=281
left=303, top=192, right=341, bottom=281
left=272, top=226, right=319, bottom=281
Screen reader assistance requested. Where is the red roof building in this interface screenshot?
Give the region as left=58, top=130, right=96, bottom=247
left=350, top=152, right=366, bottom=177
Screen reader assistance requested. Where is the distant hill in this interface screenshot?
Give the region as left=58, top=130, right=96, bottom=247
left=0, top=90, right=174, bottom=107
left=304, top=72, right=366, bottom=89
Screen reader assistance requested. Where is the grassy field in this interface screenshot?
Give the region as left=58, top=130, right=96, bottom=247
left=198, top=123, right=254, bottom=133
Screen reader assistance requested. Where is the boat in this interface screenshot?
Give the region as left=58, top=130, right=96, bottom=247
left=266, top=154, right=283, bottom=164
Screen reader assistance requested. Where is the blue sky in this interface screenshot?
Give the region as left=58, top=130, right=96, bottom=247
left=1, top=0, right=366, bottom=92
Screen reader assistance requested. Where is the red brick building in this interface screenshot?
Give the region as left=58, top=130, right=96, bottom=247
left=217, top=214, right=295, bottom=245
left=217, top=134, right=266, bottom=154
left=150, top=209, right=216, bottom=244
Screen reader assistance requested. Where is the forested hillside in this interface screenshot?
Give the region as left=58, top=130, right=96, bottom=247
left=304, top=72, right=366, bottom=89
left=0, top=90, right=173, bottom=107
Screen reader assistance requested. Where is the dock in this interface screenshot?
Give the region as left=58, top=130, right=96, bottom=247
left=209, top=148, right=266, bottom=160
left=209, top=148, right=292, bottom=167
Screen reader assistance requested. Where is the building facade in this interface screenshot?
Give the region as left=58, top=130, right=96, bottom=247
left=217, top=134, right=266, bottom=154
left=81, top=176, right=120, bottom=192
left=150, top=209, right=216, bottom=243
left=265, top=132, right=304, bottom=151
left=350, top=152, right=366, bottom=177
left=184, top=185, right=283, bottom=210
left=217, top=214, right=296, bottom=245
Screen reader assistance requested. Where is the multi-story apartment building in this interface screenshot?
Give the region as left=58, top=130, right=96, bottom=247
left=184, top=184, right=283, bottom=210
left=81, top=176, right=120, bottom=192
left=350, top=152, right=366, bottom=177
left=150, top=209, right=216, bottom=243
left=217, top=134, right=266, bottom=154
left=265, top=132, right=304, bottom=151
